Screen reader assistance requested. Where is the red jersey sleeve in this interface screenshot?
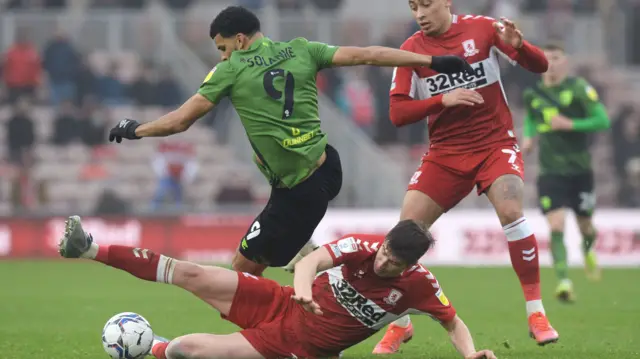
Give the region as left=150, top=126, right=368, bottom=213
left=488, top=19, right=548, bottom=73
left=388, top=39, right=445, bottom=126
left=411, top=268, right=456, bottom=323
left=323, top=234, right=382, bottom=266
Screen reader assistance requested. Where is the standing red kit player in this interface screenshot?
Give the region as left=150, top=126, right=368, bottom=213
left=372, top=0, right=559, bottom=354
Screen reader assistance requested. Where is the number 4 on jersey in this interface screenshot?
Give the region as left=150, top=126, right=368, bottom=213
left=263, top=69, right=295, bottom=119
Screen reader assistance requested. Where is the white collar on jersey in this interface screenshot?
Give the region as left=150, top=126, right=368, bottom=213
left=451, top=14, right=458, bottom=23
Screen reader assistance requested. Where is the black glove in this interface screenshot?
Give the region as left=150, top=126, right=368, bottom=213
left=109, top=119, right=141, bottom=143
left=430, top=55, right=474, bottom=75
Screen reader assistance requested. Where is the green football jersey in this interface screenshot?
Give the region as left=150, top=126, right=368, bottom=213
left=523, top=77, right=602, bottom=176
left=198, top=37, right=339, bottom=188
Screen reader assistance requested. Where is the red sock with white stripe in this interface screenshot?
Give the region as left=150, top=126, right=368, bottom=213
left=503, top=217, right=544, bottom=316
left=81, top=244, right=175, bottom=284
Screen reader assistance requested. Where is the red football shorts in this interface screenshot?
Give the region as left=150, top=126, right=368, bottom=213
left=407, top=144, right=524, bottom=211
left=223, top=272, right=304, bottom=359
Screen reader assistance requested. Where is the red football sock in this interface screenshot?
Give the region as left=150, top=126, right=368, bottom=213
left=95, top=245, right=175, bottom=284
left=151, top=342, right=169, bottom=359
left=504, top=218, right=541, bottom=302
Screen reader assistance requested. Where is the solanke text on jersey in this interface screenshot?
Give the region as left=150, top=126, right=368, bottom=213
left=241, top=47, right=297, bottom=68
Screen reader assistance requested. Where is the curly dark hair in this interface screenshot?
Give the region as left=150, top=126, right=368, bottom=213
left=209, top=6, right=261, bottom=39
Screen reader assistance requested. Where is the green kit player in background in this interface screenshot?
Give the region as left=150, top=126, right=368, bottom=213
left=107, top=6, right=473, bottom=276
left=521, top=43, right=610, bottom=302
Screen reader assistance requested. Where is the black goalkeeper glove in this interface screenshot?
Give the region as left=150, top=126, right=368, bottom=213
left=109, top=119, right=141, bottom=143
left=430, top=55, right=474, bottom=75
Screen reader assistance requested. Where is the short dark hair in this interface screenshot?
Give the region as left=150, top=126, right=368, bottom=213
left=542, top=41, right=565, bottom=53
left=386, top=220, right=435, bottom=264
left=209, top=6, right=261, bottom=39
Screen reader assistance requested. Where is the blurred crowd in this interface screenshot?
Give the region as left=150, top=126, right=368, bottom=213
left=1, top=0, right=640, bottom=215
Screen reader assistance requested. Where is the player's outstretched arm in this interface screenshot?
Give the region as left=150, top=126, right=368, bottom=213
left=292, top=246, right=335, bottom=315
left=136, top=94, right=214, bottom=137
left=108, top=94, right=214, bottom=142
left=441, top=315, right=496, bottom=359
left=331, top=46, right=472, bottom=74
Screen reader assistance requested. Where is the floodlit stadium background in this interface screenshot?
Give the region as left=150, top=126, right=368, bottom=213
left=0, top=0, right=639, bottom=266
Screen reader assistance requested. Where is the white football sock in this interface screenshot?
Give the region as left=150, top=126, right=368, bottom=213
left=156, top=255, right=176, bottom=284
left=392, top=315, right=411, bottom=328
left=526, top=300, right=545, bottom=316
left=80, top=243, right=99, bottom=259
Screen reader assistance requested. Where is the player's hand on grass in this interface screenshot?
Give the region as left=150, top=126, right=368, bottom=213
left=109, top=119, right=142, bottom=143
left=465, top=349, right=497, bottom=359
left=430, top=55, right=474, bottom=75
left=493, top=17, right=523, bottom=49
left=550, top=114, right=574, bottom=131
left=292, top=294, right=323, bottom=315
left=442, top=88, right=484, bottom=108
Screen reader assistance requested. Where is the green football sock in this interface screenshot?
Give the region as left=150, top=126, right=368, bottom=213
left=582, top=231, right=597, bottom=254
left=551, top=231, right=568, bottom=280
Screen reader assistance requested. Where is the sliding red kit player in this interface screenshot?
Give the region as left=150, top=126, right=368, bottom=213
left=373, top=0, right=559, bottom=354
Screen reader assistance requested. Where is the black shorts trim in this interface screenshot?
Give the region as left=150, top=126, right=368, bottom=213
left=238, top=144, right=343, bottom=266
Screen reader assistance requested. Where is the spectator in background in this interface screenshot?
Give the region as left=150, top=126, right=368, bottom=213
left=164, top=0, right=191, bottom=9
left=238, top=0, right=263, bottom=11
left=6, top=0, right=66, bottom=8
left=151, top=141, right=198, bottom=210
left=75, top=55, right=98, bottom=106
left=97, top=62, right=127, bottom=106
left=77, top=96, right=108, bottom=147
left=215, top=174, right=255, bottom=205
left=155, top=65, right=182, bottom=109
left=2, top=30, right=41, bottom=104
left=277, top=0, right=302, bottom=11
left=612, top=105, right=640, bottom=206
left=6, top=97, right=35, bottom=166
left=309, top=0, right=342, bottom=12
left=43, top=29, right=80, bottom=106
left=94, top=188, right=130, bottom=215
left=9, top=151, right=47, bottom=212
left=129, top=64, right=157, bottom=106
left=51, top=100, right=78, bottom=146
left=336, top=67, right=375, bottom=137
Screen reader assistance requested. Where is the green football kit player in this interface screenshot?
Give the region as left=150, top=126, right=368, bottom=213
left=107, top=6, right=473, bottom=276
left=522, top=43, right=610, bottom=302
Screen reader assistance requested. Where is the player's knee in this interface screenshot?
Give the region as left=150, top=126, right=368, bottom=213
left=231, top=252, right=264, bottom=276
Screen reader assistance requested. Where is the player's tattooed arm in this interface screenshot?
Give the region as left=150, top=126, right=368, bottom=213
left=135, top=94, right=214, bottom=137
left=441, top=316, right=496, bottom=359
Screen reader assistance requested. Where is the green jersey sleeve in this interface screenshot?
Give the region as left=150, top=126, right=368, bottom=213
left=305, top=39, right=340, bottom=69
left=575, top=77, right=600, bottom=105
left=197, top=61, right=235, bottom=104
left=571, top=77, right=611, bottom=132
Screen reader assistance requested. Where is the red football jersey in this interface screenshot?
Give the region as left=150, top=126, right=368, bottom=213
left=298, top=234, right=456, bottom=355
left=391, top=14, right=544, bottom=153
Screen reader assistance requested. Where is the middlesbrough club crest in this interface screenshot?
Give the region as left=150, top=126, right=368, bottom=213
left=462, top=39, right=480, bottom=58
left=384, top=289, right=403, bottom=306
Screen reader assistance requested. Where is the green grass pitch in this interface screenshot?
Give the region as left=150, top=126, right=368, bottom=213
left=0, top=261, right=638, bottom=358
